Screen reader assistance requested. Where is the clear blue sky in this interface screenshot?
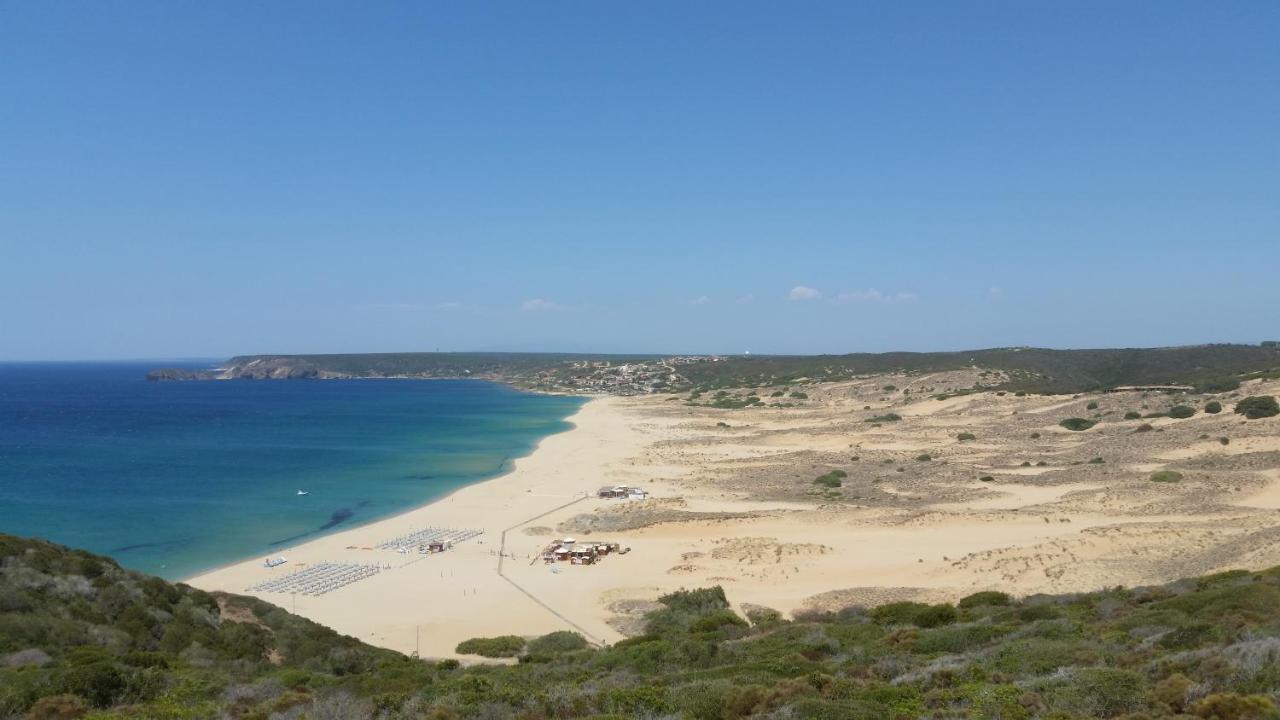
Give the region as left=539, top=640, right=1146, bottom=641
left=2, top=2, right=1277, bottom=360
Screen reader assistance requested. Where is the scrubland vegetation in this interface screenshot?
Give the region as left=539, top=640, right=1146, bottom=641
left=8, top=535, right=1280, bottom=718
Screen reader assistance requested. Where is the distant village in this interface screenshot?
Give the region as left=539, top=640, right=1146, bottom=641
left=523, top=355, right=725, bottom=395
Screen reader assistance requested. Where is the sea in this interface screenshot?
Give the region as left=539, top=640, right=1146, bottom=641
left=0, top=362, right=585, bottom=579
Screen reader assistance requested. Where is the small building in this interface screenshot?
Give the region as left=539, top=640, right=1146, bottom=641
left=598, top=485, right=647, bottom=500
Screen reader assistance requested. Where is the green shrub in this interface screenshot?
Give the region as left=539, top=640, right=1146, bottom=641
left=1168, top=405, right=1196, bottom=419
left=1059, top=418, right=1096, bottom=431
left=913, top=623, right=1011, bottom=653
left=526, top=631, right=587, bottom=655
left=1150, top=471, right=1184, bottom=483
left=866, top=413, right=901, bottom=423
left=871, top=602, right=956, bottom=628
left=1124, top=411, right=1142, bottom=420
left=1188, top=692, right=1277, bottom=719
left=1040, top=667, right=1146, bottom=717
left=1236, top=396, right=1280, bottom=419
left=455, top=635, right=526, bottom=658
left=1205, top=401, right=1223, bottom=414
left=914, top=454, right=932, bottom=462
left=1087, top=457, right=1105, bottom=464
left=979, top=475, right=995, bottom=482
left=813, top=471, right=845, bottom=488
left=1086, top=401, right=1098, bottom=410
left=789, top=392, right=808, bottom=400
left=1029, top=432, right=1041, bottom=439
left=689, top=610, right=748, bottom=633
left=958, top=590, right=1011, bottom=608
left=956, top=432, right=976, bottom=441
left=1134, top=423, right=1154, bottom=433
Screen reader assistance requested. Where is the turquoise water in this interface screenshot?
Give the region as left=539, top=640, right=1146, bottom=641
left=0, top=363, right=584, bottom=579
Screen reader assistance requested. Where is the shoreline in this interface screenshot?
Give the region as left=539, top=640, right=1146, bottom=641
left=179, top=392, right=590, bottom=585
left=186, top=396, right=644, bottom=657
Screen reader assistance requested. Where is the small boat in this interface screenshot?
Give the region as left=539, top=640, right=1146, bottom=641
left=296, top=490, right=309, bottom=496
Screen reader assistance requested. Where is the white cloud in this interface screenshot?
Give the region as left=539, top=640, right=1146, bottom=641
left=434, top=301, right=463, bottom=310
left=988, top=287, right=1005, bottom=301
left=520, top=298, right=557, bottom=311
left=736, top=294, right=755, bottom=305
left=788, top=285, right=822, bottom=301
left=834, top=289, right=918, bottom=304
left=690, top=295, right=710, bottom=306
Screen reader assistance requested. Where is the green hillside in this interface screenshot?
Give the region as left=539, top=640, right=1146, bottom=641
left=199, top=344, right=1280, bottom=395
left=4, top=533, right=1280, bottom=719
left=677, top=344, right=1280, bottom=394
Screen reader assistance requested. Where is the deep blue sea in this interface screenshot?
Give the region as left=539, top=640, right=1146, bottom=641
left=0, top=363, right=584, bottom=579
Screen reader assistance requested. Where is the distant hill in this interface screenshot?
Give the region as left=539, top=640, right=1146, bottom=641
left=148, top=343, right=1280, bottom=395
left=5, top=533, right=1280, bottom=718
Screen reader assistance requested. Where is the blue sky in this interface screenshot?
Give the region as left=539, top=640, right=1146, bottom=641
left=2, top=2, right=1277, bottom=360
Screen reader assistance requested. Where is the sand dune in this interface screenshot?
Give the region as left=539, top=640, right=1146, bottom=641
left=189, top=374, right=1280, bottom=659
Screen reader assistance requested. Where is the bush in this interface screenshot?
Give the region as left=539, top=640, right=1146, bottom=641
left=1030, top=432, right=1041, bottom=439
left=1134, top=423, right=1154, bottom=433
left=1150, top=471, right=1184, bottom=483
left=1236, top=396, right=1280, bottom=420
left=1059, top=418, right=1096, bottom=431
left=789, top=392, right=808, bottom=400
left=956, top=432, right=976, bottom=441
left=913, top=623, right=1011, bottom=654
left=1205, top=401, right=1223, bottom=414
left=1168, top=405, right=1196, bottom=419
left=1188, top=692, right=1277, bottom=719
left=813, top=471, right=846, bottom=488
left=526, top=631, right=587, bottom=655
left=1124, top=411, right=1142, bottom=420
left=979, top=476, right=994, bottom=482
left=23, top=694, right=89, bottom=720
left=1086, top=401, right=1098, bottom=410
left=455, top=635, right=526, bottom=658
left=871, top=602, right=956, bottom=628
left=1042, top=667, right=1146, bottom=717
left=958, top=591, right=1011, bottom=608
left=866, top=413, right=901, bottom=423
left=914, top=454, right=932, bottom=462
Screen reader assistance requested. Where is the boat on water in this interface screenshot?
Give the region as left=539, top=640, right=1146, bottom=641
left=296, top=490, right=309, bottom=496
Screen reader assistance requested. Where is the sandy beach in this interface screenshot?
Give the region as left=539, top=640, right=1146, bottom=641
left=189, top=373, right=1280, bottom=659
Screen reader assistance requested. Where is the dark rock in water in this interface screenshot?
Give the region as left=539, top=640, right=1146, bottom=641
left=319, top=508, right=355, bottom=531
left=146, top=368, right=214, bottom=381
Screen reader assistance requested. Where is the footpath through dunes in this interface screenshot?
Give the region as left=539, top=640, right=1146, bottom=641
left=189, top=370, right=1280, bottom=660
